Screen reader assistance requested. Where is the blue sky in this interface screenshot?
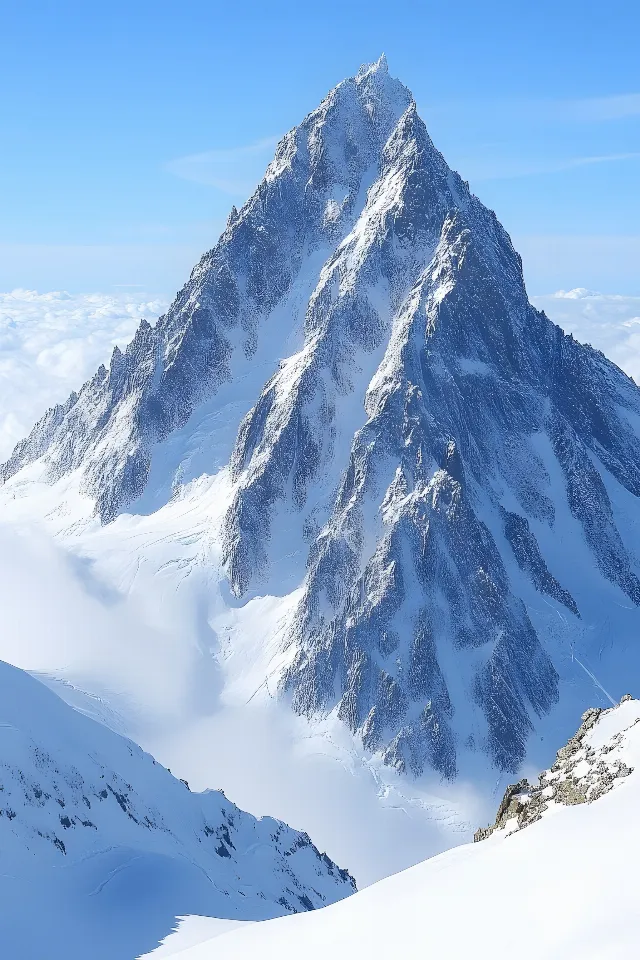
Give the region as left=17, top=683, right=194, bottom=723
left=1, top=0, right=638, bottom=297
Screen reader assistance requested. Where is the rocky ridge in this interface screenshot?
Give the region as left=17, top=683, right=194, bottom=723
left=0, top=658, right=354, bottom=914
left=475, top=695, right=637, bottom=841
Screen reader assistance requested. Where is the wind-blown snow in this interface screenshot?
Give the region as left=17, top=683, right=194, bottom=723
left=141, top=699, right=640, bottom=960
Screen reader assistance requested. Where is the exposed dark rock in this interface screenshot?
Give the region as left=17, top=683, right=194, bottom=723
left=501, top=507, right=579, bottom=615
left=475, top=702, right=636, bottom=841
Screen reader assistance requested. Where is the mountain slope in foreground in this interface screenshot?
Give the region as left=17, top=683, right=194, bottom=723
left=143, top=697, right=640, bottom=960
left=0, top=659, right=354, bottom=960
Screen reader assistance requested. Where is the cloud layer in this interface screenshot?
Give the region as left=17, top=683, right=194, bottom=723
left=0, top=290, right=167, bottom=460
left=1, top=287, right=639, bottom=465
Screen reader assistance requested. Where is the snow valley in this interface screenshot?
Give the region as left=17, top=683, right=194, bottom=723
left=1, top=56, right=639, bottom=957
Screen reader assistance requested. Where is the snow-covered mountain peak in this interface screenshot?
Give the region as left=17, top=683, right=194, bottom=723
left=350, top=52, right=406, bottom=112
left=4, top=60, right=640, bottom=814
left=356, top=52, right=389, bottom=78
left=263, top=56, right=411, bottom=193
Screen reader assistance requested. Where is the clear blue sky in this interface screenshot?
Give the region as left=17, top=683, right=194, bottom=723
left=1, top=0, right=638, bottom=296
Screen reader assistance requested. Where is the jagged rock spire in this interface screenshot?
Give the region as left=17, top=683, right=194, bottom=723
left=4, top=61, right=640, bottom=782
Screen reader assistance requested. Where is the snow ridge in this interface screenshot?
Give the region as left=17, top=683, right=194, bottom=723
left=144, top=696, right=640, bottom=960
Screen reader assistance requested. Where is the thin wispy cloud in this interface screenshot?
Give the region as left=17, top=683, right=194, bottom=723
left=416, top=89, right=640, bottom=185
left=166, top=136, right=280, bottom=194
left=562, top=92, right=640, bottom=122
left=423, top=91, right=640, bottom=127
left=470, top=150, right=640, bottom=182
left=167, top=104, right=640, bottom=196
left=564, top=152, right=640, bottom=167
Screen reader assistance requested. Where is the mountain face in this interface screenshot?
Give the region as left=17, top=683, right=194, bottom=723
left=4, top=56, right=640, bottom=785
left=0, top=659, right=354, bottom=960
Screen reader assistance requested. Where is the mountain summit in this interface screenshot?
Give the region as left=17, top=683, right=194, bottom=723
left=4, top=60, right=640, bottom=786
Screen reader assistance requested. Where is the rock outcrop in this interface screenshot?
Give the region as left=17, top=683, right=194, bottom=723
left=475, top=696, right=636, bottom=841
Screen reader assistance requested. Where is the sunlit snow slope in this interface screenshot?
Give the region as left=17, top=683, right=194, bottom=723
left=143, top=697, right=640, bottom=960
left=2, top=56, right=640, bottom=884
left=0, top=660, right=354, bottom=960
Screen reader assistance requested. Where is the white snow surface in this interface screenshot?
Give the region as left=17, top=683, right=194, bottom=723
left=0, top=658, right=354, bottom=960
left=0, top=493, right=483, bottom=888
left=142, top=699, right=640, bottom=960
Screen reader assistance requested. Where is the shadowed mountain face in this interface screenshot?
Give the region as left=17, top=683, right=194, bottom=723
left=4, top=57, right=640, bottom=779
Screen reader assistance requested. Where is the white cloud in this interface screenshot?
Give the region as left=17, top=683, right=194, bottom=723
left=1, top=286, right=639, bottom=469
left=0, top=289, right=168, bottom=460
left=165, top=137, right=280, bottom=194
left=532, top=289, right=640, bottom=382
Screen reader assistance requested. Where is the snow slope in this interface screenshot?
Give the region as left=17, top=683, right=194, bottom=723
left=0, top=659, right=354, bottom=960
left=142, top=697, right=640, bottom=960
left=2, top=57, right=640, bottom=885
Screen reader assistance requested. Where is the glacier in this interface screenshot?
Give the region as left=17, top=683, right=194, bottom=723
left=2, top=55, right=640, bottom=885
